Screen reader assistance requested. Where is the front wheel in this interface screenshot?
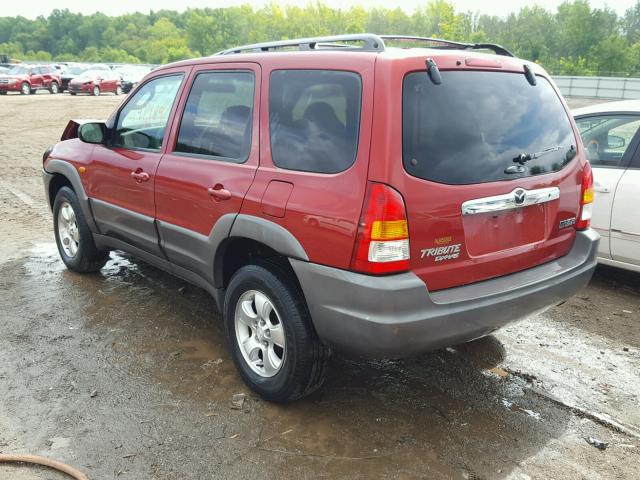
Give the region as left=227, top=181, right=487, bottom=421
left=20, top=82, right=30, bottom=95
left=49, top=82, right=59, bottom=94
left=224, top=263, right=330, bottom=402
left=53, top=187, right=108, bottom=273
left=92, top=85, right=100, bottom=96
left=115, top=85, right=122, bottom=95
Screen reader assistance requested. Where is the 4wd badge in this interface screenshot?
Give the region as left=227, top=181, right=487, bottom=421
left=559, top=217, right=576, bottom=229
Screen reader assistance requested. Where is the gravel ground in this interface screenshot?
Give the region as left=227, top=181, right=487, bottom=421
left=0, top=93, right=638, bottom=480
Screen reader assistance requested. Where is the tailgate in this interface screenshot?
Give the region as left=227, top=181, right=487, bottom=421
left=397, top=68, right=583, bottom=291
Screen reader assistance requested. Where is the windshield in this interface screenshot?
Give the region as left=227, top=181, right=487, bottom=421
left=77, top=70, right=105, bottom=79
left=9, top=66, right=30, bottom=75
left=118, top=67, right=149, bottom=81
left=65, top=66, right=87, bottom=75
left=402, top=71, right=576, bottom=185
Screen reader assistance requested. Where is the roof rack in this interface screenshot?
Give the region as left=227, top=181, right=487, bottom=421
left=214, top=33, right=513, bottom=57
left=215, top=34, right=385, bottom=55
left=379, top=35, right=514, bottom=57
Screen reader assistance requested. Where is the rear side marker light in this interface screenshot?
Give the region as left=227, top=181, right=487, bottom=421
left=351, top=183, right=410, bottom=275
left=576, top=162, right=594, bottom=230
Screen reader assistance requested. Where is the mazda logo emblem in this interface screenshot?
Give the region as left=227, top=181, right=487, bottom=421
left=514, top=188, right=526, bottom=205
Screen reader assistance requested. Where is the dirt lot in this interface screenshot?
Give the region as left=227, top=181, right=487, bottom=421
left=0, top=93, right=639, bottom=480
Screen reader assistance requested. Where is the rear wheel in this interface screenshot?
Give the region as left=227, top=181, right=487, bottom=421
left=53, top=187, right=108, bottom=273
left=224, top=263, right=330, bottom=402
left=69, top=92, right=76, bottom=96
left=49, top=82, right=59, bottom=94
left=20, top=82, right=30, bottom=95
left=92, top=86, right=100, bottom=96
left=115, top=85, right=122, bottom=95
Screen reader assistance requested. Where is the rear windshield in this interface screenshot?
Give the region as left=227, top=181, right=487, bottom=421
left=403, top=71, right=576, bottom=185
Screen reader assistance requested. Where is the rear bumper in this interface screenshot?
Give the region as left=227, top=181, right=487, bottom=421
left=291, top=229, right=599, bottom=358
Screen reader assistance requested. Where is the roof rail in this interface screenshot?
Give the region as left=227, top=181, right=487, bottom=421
left=215, top=34, right=385, bottom=56
left=379, top=35, right=514, bottom=57
left=214, top=33, right=513, bottom=57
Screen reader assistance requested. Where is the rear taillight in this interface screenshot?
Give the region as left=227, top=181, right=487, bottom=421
left=351, top=182, right=410, bottom=274
left=576, top=162, right=594, bottom=230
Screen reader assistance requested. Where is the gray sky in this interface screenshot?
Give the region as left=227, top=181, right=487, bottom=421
left=1, top=0, right=636, bottom=19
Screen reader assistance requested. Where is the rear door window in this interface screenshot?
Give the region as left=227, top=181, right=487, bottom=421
left=403, top=71, right=576, bottom=185
left=269, top=70, right=362, bottom=174
left=175, top=71, right=254, bottom=162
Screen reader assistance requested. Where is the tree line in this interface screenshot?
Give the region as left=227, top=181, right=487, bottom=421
left=1, top=0, right=640, bottom=76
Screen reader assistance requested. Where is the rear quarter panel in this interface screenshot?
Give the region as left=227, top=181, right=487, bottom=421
left=239, top=53, right=377, bottom=269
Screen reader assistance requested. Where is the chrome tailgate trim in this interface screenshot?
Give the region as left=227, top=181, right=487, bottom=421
left=461, top=187, right=560, bottom=216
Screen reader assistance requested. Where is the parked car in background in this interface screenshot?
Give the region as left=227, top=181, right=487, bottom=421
left=42, top=34, right=598, bottom=402
left=0, top=64, right=61, bottom=94
left=89, top=63, right=112, bottom=71
left=68, top=69, right=122, bottom=96
left=574, top=100, right=640, bottom=272
left=115, top=65, right=152, bottom=93
left=0, top=66, right=8, bottom=74
left=60, top=63, right=88, bottom=92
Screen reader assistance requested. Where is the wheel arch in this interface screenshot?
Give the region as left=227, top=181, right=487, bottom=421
left=214, top=214, right=309, bottom=291
left=44, top=159, right=99, bottom=232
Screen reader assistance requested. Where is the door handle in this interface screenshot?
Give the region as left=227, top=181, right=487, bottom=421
left=131, top=170, right=150, bottom=183
left=208, top=185, right=232, bottom=201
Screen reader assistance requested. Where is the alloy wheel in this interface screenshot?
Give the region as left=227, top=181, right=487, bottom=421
left=234, top=290, right=286, bottom=377
left=57, top=201, right=80, bottom=257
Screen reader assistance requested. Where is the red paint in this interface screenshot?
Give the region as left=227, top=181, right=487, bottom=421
left=46, top=48, right=590, bottom=292
left=261, top=181, right=294, bottom=218
left=0, top=65, right=61, bottom=93
left=68, top=71, right=121, bottom=95
left=154, top=63, right=260, bottom=237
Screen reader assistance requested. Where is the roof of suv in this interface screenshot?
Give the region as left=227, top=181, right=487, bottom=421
left=160, top=47, right=539, bottom=77
left=158, top=33, right=538, bottom=76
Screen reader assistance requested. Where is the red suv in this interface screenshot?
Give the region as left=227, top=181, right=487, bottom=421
left=42, top=34, right=598, bottom=402
left=0, top=64, right=61, bottom=94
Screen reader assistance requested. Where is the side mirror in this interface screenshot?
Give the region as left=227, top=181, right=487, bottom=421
left=78, top=122, right=106, bottom=144
left=608, top=134, right=625, bottom=149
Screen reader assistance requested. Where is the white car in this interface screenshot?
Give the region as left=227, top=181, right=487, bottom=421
left=574, top=100, right=640, bottom=272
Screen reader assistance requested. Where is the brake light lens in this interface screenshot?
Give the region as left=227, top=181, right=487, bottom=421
left=576, top=162, right=594, bottom=230
left=351, top=183, right=410, bottom=274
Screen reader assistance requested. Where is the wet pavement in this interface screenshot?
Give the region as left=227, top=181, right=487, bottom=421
left=0, top=95, right=639, bottom=479
left=1, top=245, right=639, bottom=479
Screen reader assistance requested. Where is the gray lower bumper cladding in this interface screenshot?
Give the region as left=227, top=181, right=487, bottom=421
left=291, top=229, right=599, bottom=358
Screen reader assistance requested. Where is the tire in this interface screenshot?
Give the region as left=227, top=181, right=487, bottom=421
left=70, top=92, right=76, bottom=96
left=115, top=85, right=122, bottom=95
left=20, top=82, right=30, bottom=95
left=224, top=263, right=330, bottom=402
left=53, top=186, right=109, bottom=273
left=0, top=92, right=6, bottom=95
left=92, top=85, right=100, bottom=96
left=49, top=82, right=59, bottom=94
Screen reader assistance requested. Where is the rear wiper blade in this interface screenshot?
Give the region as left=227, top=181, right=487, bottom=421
left=513, top=144, right=572, bottom=165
